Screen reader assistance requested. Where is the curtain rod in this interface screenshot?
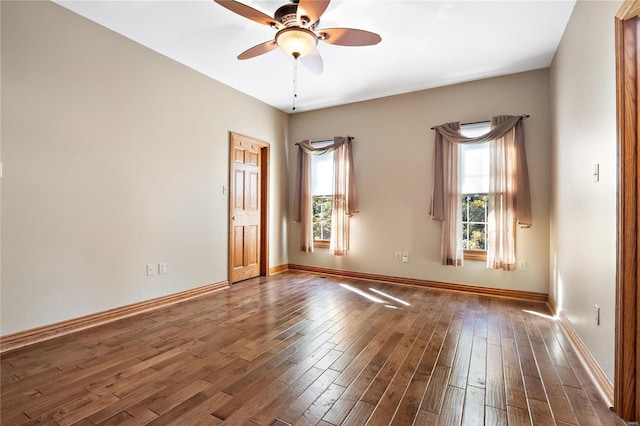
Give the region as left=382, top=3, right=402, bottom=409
left=295, top=136, right=355, bottom=145
left=430, top=114, right=530, bottom=130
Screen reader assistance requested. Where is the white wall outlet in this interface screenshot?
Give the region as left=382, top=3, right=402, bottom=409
left=146, top=264, right=155, bottom=276
left=402, top=251, right=409, bottom=263
left=518, top=261, right=527, bottom=271
left=158, top=263, right=166, bottom=274
left=594, top=304, right=600, bottom=325
left=395, top=250, right=402, bottom=261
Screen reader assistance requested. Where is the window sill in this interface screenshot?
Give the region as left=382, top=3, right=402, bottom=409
left=314, top=240, right=330, bottom=249
left=464, top=250, right=487, bottom=261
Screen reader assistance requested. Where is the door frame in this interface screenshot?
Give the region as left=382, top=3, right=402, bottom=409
left=227, top=132, right=270, bottom=284
left=614, top=1, right=640, bottom=421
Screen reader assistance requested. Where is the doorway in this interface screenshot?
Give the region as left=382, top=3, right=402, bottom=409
left=228, top=132, right=270, bottom=284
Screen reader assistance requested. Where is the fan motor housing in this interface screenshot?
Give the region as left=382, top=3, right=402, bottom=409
left=274, top=4, right=297, bottom=26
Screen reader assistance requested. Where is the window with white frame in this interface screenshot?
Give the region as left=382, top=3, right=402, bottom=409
left=460, top=123, right=490, bottom=260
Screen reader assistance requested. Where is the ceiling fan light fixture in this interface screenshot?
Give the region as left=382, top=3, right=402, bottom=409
left=276, top=27, right=317, bottom=59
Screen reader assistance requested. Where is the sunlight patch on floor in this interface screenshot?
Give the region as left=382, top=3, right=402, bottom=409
left=369, top=288, right=411, bottom=306
left=522, top=309, right=557, bottom=321
left=339, top=283, right=386, bottom=304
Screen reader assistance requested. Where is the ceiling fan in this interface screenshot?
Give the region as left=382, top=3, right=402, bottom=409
left=214, top=0, right=382, bottom=74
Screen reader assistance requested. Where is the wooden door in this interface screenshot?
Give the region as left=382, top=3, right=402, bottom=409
left=229, top=136, right=261, bottom=283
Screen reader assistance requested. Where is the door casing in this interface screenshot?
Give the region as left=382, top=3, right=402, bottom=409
left=614, top=2, right=640, bottom=421
left=228, top=132, right=270, bottom=284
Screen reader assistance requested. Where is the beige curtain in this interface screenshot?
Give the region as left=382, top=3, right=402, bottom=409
left=292, top=136, right=359, bottom=254
left=487, top=116, right=531, bottom=270
left=292, top=147, right=313, bottom=251
left=431, top=115, right=531, bottom=269
left=432, top=122, right=464, bottom=265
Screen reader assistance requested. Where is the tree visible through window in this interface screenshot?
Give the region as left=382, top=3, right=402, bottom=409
left=312, top=195, right=332, bottom=241
left=460, top=123, right=490, bottom=259
left=311, top=144, right=333, bottom=247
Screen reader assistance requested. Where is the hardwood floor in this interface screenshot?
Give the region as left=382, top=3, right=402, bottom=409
left=1, top=271, right=624, bottom=425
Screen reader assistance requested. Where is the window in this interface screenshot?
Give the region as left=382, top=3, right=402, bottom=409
left=430, top=116, right=529, bottom=269
left=460, top=123, right=490, bottom=260
left=311, top=145, right=333, bottom=248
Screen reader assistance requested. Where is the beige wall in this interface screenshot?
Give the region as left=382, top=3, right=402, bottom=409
left=549, top=0, right=621, bottom=381
left=0, top=1, right=290, bottom=335
left=288, top=69, right=552, bottom=295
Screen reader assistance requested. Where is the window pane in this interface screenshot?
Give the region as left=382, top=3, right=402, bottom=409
left=461, top=194, right=488, bottom=252
left=460, top=143, right=490, bottom=194
left=311, top=153, right=332, bottom=196
left=468, top=195, right=488, bottom=222
left=312, top=195, right=332, bottom=241
left=468, top=223, right=486, bottom=250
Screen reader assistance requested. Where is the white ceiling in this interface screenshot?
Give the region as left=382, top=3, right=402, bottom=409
left=54, top=0, right=576, bottom=113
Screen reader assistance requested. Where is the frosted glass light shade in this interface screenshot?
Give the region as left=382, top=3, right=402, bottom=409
left=276, top=27, right=317, bottom=58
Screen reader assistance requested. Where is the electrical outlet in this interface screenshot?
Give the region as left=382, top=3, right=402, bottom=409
left=594, top=304, right=600, bottom=326
left=518, top=261, right=527, bottom=271
left=146, top=264, right=155, bottom=276
left=158, top=263, right=166, bottom=274
left=395, top=250, right=402, bottom=261
left=402, top=251, right=409, bottom=263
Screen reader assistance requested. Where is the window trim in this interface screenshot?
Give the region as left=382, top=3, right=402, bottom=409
left=464, top=249, right=487, bottom=261
left=460, top=124, right=491, bottom=261
left=311, top=144, right=333, bottom=247
left=314, top=239, right=330, bottom=249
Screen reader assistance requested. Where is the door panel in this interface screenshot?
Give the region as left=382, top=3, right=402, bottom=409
left=234, top=147, right=245, bottom=163
left=233, top=227, right=245, bottom=268
left=244, top=225, right=258, bottom=267
left=247, top=171, right=259, bottom=211
left=234, top=170, right=244, bottom=210
left=247, top=151, right=259, bottom=166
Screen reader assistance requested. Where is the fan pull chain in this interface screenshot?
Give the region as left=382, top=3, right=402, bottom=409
left=292, top=58, right=298, bottom=111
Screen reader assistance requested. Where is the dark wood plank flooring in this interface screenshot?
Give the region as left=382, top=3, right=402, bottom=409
left=1, top=271, right=624, bottom=425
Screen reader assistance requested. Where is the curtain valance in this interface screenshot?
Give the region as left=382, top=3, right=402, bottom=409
left=431, top=115, right=532, bottom=227
left=433, top=115, right=522, bottom=145
left=295, top=137, right=351, bottom=155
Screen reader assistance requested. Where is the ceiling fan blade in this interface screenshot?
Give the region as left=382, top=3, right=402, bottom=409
left=318, top=28, right=382, bottom=46
left=214, top=0, right=282, bottom=28
left=301, top=49, right=324, bottom=74
left=238, top=40, right=278, bottom=60
left=297, top=0, right=330, bottom=27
